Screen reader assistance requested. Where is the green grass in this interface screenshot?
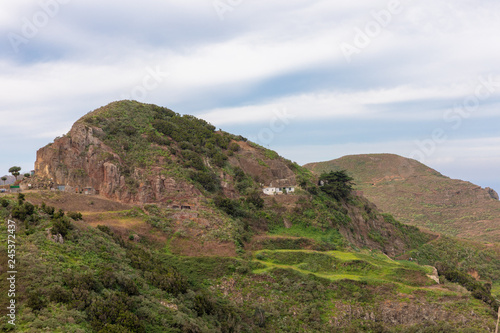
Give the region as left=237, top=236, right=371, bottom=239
left=492, top=283, right=500, bottom=299
left=251, top=249, right=434, bottom=288
left=268, top=224, right=345, bottom=250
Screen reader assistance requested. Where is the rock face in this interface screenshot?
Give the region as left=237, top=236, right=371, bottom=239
left=34, top=119, right=297, bottom=206
left=35, top=122, right=201, bottom=204
left=486, top=187, right=499, bottom=200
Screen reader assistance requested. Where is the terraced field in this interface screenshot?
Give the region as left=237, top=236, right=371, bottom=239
left=252, top=249, right=436, bottom=287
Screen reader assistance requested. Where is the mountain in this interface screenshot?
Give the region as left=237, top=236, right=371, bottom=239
left=0, top=175, right=17, bottom=185
left=32, top=101, right=428, bottom=257
left=2, top=102, right=498, bottom=332
left=305, top=154, right=500, bottom=243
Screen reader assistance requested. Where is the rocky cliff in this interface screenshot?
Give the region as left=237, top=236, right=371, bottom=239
left=35, top=121, right=202, bottom=205
left=34, top=101, right=297, bottom=206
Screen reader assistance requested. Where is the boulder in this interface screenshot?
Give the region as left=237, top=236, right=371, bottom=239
left=485, top=187, right=499, bottom=200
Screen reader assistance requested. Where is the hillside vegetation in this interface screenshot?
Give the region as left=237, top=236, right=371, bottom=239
left=305, top=154, right=500, bottom=243
left=1, top=101, right=497, bottom=331
left=1, top=194, right=499, bottom=332
left=32, top=101, right=434, bottom=257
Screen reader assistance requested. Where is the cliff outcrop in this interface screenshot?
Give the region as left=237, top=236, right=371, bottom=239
left=34, top=101, right=296, bottom=206
left=35, top=121, right=201, bottom=204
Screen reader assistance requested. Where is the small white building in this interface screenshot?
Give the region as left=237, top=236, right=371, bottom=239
left=263, top=186, right=295, bottom=196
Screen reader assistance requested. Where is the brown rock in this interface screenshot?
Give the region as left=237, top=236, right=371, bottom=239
left=35, top=122, right=201, bottom=204
left=486, top=187, right=499, bottom=200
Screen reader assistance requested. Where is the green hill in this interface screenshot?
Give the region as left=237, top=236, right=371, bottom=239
left=305, top=154, right=500, bottom=243
left=32, top=101, right=430, bottom=257
left=1, top=103, right=498, bottom=332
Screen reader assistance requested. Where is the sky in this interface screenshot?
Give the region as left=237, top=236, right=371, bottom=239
left=1, top=0, right=499, bottom=191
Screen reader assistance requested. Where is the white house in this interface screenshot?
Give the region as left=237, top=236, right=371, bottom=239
left=263, top=186, right=295, bottom=196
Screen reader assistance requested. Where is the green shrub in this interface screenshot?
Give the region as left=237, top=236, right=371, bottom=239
left=27, top=292, right=47, bottom=311
left=51, top=216, right=73, bottom=237
left=87, top=292, right=141, bottom=332
left=436, top=262, right=499, bottom=310
left=182, top=150, right=205, bottom=170
left=246, top=191, right=264, bottom=209
left=40, top=202, right=55, bottom=215
left=189, top=170, right=220, bottom=192
left=211, top=151, right=228, bottom=167
left=54, top=208, right=65, bottom=219
left=11, top=201, right=36, bottom=221
left=17, top=193, right=25, bottom=204
left=1, top=198, right=9, bottom=207
left=214, top=196, right=245, bottom=217
left=228, top=142, right=240, bottom=152
left=319, top=170, right=354, bottom=200
left=67, top=211, right=83, bottom=220
left=146, top=132, right=170, bottom=146
left=97, top=225, right=112, bottom=234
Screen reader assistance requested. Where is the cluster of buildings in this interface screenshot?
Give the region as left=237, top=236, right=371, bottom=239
left=54, top=185, right=98, bottom=195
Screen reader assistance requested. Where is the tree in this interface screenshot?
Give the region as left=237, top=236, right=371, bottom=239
left=318, top=170, right=355, bottom=200
left=9, top=166, right=21, bottom=180
left=24, top=173, right=31, bottom=178
left=1, top=176, right=6, bottom=185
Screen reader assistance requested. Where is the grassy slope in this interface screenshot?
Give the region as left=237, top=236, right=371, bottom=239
left=1, top=193, right=499, bottom=332
left=305, top=153, right=500, bottom=303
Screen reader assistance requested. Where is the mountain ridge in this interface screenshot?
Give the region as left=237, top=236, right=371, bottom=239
left=305, top=153, right=500, bottom=243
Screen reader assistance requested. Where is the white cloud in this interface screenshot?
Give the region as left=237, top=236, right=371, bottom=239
left=198, top=83, right=500, bottom=125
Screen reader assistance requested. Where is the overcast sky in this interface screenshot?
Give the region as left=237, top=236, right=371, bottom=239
left=1, top=0, right=499, bottom=191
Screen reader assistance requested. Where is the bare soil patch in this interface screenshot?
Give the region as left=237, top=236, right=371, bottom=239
left=170, top=238, right=236, bottom=257
left=25, top=190, right=132, bottom=213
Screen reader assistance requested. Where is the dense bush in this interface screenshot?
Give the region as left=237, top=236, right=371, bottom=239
left=413, top=236, right=500, bottom=283
left=319, top=170, right=354, bottom=200
left=67, top=211, right=83, bottom=220
left=51, top=216, right=73, bottom=237
left=214, top=196, right=246, bottom=218
left=211, top=151, right=228, bottom=167
left=246, top=191, right=264, bottom=209
left=87, top=292, right=141, bottom=332
left=189, top=170, right=220, bottom=192
left=41, top=202, right=55, bottom=216
left=125, top=246, right=188, bottom=295
left=11, top=200, right=38, bottom=222
left=233, top=167, right=253, bottom=193
left=182, top=150, right=205, bottom=170
left=146, top=131, right=170, bottom=146
left=1, top=198, right=9, bottom=207
left=228, top=142, right=240, bottom=152
left=436, top=262, right=498, bottom=310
